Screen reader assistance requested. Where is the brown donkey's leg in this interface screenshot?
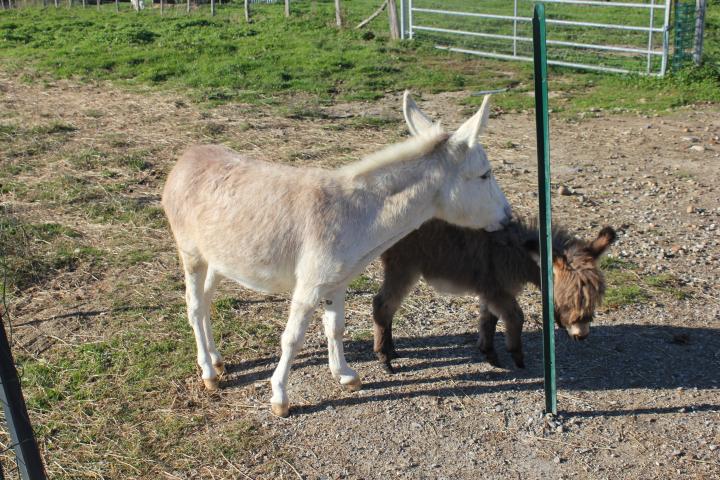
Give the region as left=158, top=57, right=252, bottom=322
left=372, top=266, right=420, bottom=373
left=477, top=302, right=501, bottom=367
left=488, top=297, right=525, bottom=368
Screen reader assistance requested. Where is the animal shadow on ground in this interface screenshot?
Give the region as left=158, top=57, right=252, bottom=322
left=223, top=324, right=720, bottom=417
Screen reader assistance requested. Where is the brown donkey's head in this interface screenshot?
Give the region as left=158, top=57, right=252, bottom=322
left=525, top=226, right=617, bottom=341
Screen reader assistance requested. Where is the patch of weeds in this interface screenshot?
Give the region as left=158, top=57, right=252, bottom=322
left=286, top=108, right=330, bottom=120
left=349, top=274, right=380, bottom=293
left=112, top=151, right=151, bottom=171
left=104, top=133, right=132, bottom=148
left=50, top=245, right=105, bottom=271
left=0, top=122, right=19, bottom=140
left=645, top=273, right=674, bottom=288
left=350, top=329, right=373, bottom=342
left=0, top=215, right=103, bottom=291
left=601, top=259, right=651, bottom=308
left=0, top=159, right=34, bottom=175
left=85, top=199, right=165, bottom=227
left=644, top=273, right=690, bottom=301
left=288, top=150, right=322, bottom=162
left=211, top=420, right=266, bottom=456
left=0, top=217, right=81, bottom=245
left=67, top=148, right=106, bottom=170
left=200, top=122, right=226, bottom=137
left=214, top=296, right=245, bottom=316
left=600, top=256, right=635, bottom=271
left=237, top=320, right=280, bottom=349
left=0, top=179, right=28, bottom=197
left=349, top=116, right=399, bottom=130
left=31, top=175, right=103, bottom=204
left=117, top=248, right=155, bottom=266
left=28, top=222, right=81, bottom=239
left=604, top=284, right=650, bottom=308
left=84, top=109, right=104, bottom=118
left=29, top=121, right=77, bottom=135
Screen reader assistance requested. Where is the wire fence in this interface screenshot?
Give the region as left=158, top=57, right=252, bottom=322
left=399, top=0, right=706, bottom=76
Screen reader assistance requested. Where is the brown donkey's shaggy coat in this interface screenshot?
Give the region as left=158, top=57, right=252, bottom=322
left=372, top=219, right=616, bottom=372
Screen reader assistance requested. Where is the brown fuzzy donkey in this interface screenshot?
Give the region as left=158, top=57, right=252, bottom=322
left=372, top=218, right=616, bottom=372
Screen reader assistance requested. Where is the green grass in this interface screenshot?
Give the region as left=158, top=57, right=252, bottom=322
left=0, top=2, right=718, bottom=115
left=645, top=273, right=691, bottom=300
left=605, top=282, right=650, bottom=308
left=348, top=273, right=380, bottom=293
left=0, top=215, right=104, bottom=291
left=601, top=256, right=692, bottom=308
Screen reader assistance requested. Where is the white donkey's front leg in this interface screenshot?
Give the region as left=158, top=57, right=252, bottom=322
left=270, top=294, right=316, bottom=417
left=322, top=289, right=361, bottom=390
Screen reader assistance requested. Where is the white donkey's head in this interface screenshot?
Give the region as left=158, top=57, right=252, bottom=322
left=403, top=91, right=512, bottom=231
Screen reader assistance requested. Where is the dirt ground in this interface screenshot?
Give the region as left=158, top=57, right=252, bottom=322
left=1, top=70, right=720, bottom=479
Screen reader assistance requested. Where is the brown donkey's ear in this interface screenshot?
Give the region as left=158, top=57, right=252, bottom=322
left=589, top=226, right=617, bottom=258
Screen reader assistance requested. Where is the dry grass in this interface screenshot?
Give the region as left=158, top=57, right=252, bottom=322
left=0, top=69, right=415, bottom=477
left=1, top=69, right=719, bottom=478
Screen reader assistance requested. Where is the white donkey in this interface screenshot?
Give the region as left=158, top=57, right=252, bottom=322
left=162, top=92, right=511, bottom=417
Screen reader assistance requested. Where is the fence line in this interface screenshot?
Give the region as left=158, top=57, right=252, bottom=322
left=402, top=0, right=674, bottom=76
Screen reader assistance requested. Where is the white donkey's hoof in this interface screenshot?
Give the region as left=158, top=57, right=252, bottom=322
left=213, top=361, right=226, bottom=376
left=203, top=377, right=220, bottom=391
left=271, top=402, right=290, bottom=417
left=342, top=376, right=362, bottom=392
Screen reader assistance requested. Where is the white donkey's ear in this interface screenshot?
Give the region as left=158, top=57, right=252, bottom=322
left=450, top=94, right=491, bottom=146
left=403, top=90, right=434, bottom=136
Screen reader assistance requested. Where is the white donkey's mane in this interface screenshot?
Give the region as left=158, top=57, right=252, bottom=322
left=340, top=124, right=448, bottom=178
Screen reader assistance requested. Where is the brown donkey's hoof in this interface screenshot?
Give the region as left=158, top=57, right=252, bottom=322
left=203, top=377, right=220, bottom=391
left=213, top=361, right=226, bottom=376
left=342, top=377, right=362, bottom=392
left=271, top=403, right=290, bottom=418
left=382, top=362, right=396, bottom=375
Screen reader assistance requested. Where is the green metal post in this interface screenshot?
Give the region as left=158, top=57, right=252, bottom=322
left=532, top=3, right=557, bottom=415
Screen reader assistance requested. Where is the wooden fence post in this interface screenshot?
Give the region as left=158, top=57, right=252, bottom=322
left=387, top=0, right=400, bottom=39
left=335, top=0, right=342, bottom=27
left=284, top=0, right=289, bottom=17
left=244, top=0, right=250, bottom=22
left=211, top=0, right=215, bottom=16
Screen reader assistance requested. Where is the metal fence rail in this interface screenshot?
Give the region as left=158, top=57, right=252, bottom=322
left=400, top=0, right=674, bottom=76
left=0, top=311, right=47, bottom=480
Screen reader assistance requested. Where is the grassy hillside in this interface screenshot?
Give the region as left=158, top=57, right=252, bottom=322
left=0, top=2, right=719, bottom=112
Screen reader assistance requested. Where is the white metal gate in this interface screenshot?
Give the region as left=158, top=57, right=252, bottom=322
left=399, top=0, right=673, bottom=76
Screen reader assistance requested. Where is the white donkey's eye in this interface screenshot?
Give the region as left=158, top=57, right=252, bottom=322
left=479, top=171, right=491, bottom=180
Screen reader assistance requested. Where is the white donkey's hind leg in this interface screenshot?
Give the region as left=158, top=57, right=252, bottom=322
left=269, top=290, right=317, bottom=417
left=322, top=288, right=361, bottom=391
left=202, top=269, right=224, bottom=376
left=180, top=252, right=218, bottom=391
